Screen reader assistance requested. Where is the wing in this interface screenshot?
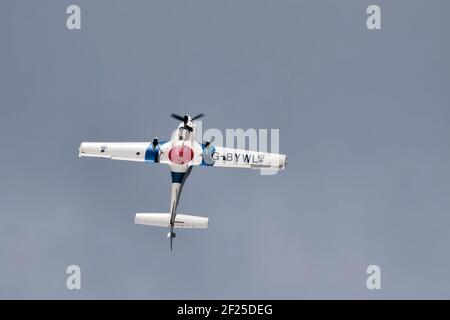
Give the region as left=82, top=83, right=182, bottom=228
left=201, top=145, right=287, bottom=170
left=78, top=142, right=164, bottom=163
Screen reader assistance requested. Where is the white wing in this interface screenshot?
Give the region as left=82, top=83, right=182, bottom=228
left=201, top=145, right=287, bottom=170
left=78, top=142, right=158, bottom=163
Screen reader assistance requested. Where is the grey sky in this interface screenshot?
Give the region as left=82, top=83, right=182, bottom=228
left=1, top=0, right=450, bottom=299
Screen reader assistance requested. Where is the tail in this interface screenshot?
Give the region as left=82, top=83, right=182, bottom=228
left=135, top=213, right=209, bottom=252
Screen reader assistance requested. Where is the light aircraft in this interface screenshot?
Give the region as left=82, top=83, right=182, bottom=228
left=79, top=114, right=287, bottom=250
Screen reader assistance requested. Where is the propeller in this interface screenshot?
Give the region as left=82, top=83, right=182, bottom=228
left=170, top=113, right=186, bottom=123
left=171, top=113, right=205, bottom=133
left=191, top=113, right=205, bottom=121
left=170, top=113, right=205, bottom=123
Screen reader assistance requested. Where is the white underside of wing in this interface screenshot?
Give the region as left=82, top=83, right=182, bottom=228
left=208, top=146, right=287, bottom=170
left=135, top=213, right=209, bottom=229
left=78, top=141, right=287, bottom=170
left=78, top=142, right=150, bottom=162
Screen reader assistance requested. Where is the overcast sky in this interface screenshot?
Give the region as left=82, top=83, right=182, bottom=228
left=1, top=0, right=450, bottom=299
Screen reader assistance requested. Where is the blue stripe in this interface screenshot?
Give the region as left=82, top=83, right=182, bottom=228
left=200, top=143, right=216, bottom=166
left=171, top=171, right=186, bottom=183
left=145, top=141, right=166, bottom=163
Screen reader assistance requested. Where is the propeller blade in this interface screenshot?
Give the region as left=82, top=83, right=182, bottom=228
left=192, top=113, right=205, bottom=121
left=170, top=113, right=184, bottom=122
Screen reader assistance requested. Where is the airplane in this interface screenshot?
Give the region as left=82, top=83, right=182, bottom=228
left=78, top=114, right=287, bottom=250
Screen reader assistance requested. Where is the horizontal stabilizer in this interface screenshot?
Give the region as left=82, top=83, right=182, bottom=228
left=135, top=213, right=208, bottom=229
